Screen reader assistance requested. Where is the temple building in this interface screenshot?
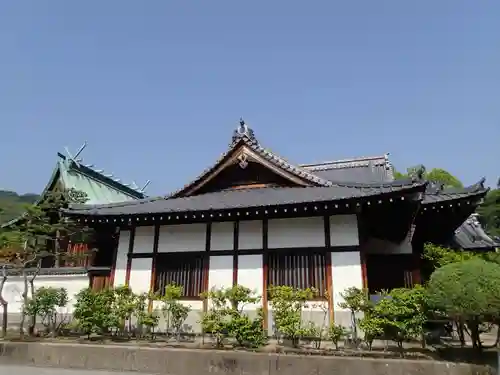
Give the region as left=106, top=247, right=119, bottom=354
left=61, top=121, right=490, bottom=331
left=1, top=145, right=149, bottom=323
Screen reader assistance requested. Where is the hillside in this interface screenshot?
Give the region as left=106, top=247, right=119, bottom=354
left=0, top=190, right=40, bottom=224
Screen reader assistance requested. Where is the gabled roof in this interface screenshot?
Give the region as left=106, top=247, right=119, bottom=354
left=453, top=214, right=500, bottom=250
left=301, top=154, right=394, bottom=183
left=2, top=147, right=148, bottom=228
left=167, top=120, right=334, bottom=198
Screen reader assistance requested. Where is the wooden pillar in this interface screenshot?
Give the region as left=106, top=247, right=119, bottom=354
left=148, top=224, right=160, bottom=312
left=202, top=223, right=211, bottom=313
left=109, top=227, right=120, bottom=287
left=262, top=218, right=269, bottom=331
left=124, top=227, right=135, bottom=287
left=324, top=215, right=334, bottom=323
left=232, top=221, right=239, bottom=286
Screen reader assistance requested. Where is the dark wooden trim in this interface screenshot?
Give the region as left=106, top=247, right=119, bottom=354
left=356, top=214, right=368, bottom=290
left=126, top=245, right=360, bottom=259
left=233, top=221, right=239, bottom=286
left=262, top=218, right=269, bottom=331
left=128, top=252, right=154, bottom=259
left=109, top=227, right=120, bottom=287
left=124, top=227, right=135, bottom=286
left=148, top=224, right=160, bottom=312
left=324, top=215, right=333, bottom=323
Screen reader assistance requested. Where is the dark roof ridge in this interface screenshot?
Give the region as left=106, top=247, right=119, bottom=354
left=301, top=153, right=390, bottom=170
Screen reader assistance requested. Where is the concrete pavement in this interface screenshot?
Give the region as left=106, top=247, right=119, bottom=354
left=0, top=364, right=156, bottom=374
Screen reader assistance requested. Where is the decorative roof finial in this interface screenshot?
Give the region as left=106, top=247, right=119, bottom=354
left=231, top=117, right=256, bottom=146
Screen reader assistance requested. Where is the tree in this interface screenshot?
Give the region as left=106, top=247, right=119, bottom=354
left=0, top=188, right=93, bottom=337
left=477, top=189, right=500, bottom=238
left=426, top=258, right=500, bottom=351
left=25, top=286, right=69, bottom=337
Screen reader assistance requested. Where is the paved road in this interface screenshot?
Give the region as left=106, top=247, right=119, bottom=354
left=0, top=364, right=157, bottom=374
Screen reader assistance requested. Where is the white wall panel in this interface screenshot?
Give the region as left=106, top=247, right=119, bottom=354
left=114, top=229, right=131, bottom=286
left=331, top=251, right=363, bottom=312
left=4, top=275, right=89, bottom=314
left=210, top=222, right=234, bottom=251
left=158, top=224, right=206, bottom=252
left=237, top=255, right=263, bottom=309
left=330, top=215, right=359, bottom=247
left=268, top=217, right=325, bottom=248
left=208, top=255, right=233, bottom=290
left=128, top=258, right=153, bottom=294
left=132, top=226, right=155, bottom=253
left=239, top=220, right=263, bottom=249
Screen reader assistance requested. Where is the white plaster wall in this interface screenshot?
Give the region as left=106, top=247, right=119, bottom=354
left=207, top=255, right=233, bottom=290
left=152, top=299, right=202, bottom=312
left=114, top=229, right=131, bottom=286
left=330, top=215, right=359, bottom=246
left=237, top=254, right=263, bottom=309
left=210, top=222, right=234, bottom=251
left=157, top=224, right=206, bottom=252
left=133, top=226, right=155, bottom=254
left=239, top=220, right=263, bottom=249
left=268, top=217, right=325, bottom=248
left=3, top=274, right=89, bottom=314
left=128, top=258, right=153, bottom=294
left=361, top=237, right=412, bottom=255
left=331, top=251, right=363, bottom=312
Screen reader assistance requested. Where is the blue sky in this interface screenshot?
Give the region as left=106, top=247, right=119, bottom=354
left=0, top=1, right=499, bottom=196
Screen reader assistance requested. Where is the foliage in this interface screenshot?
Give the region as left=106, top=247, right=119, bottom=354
left=328, top=324, right=348, bottom=350
left=201, top=285, right=266, bottom=348
left=160, top=284, right=191, bottom=340
left=111, top=285, right=138, bottom=334
left=477, top=189, right=500, bottom=238
left=25, top=286, right=69, bottom=336
left=338, top=287, right=372, bottom=342
left=268, top=285, right=317, bottom=347
left=134, top=293, right=159, bottom=340
left=422, top=243, right=476, bottom=268
left=73, top=288, right=118, bottom=337
left=358, top=315, right=385, bottom=350
left=427, top=259, right=500, bottom=350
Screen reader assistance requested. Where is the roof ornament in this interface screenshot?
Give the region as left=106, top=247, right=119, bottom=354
left=64, top=142, right=87, bottom=168
left=408, top=164, right=426, bottom=182
left=231, top=117, right=257, bottom=146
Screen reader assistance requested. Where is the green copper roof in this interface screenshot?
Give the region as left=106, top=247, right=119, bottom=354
left=1, top=149, right=147, bottom=228
left=57, top=154, right=146, bottom=204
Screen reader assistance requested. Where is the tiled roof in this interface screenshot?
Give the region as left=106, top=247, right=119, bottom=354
left=301, top=154, right=394, bottom=183
left=422, top=178, right=489, bottom=204
left=65, top=180, right=427, bottom=217
left=453, top=214, right=500, bottom=250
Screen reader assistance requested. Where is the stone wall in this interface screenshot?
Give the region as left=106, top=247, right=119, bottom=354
left=0, top=342, right=493, bottom=375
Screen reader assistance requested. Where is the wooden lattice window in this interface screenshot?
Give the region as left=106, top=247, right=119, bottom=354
left=154, top=253, right=206, bottom=299
left=267, top=250, right=327, bottom=297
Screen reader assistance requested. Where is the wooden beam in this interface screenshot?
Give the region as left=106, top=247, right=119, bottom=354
left=124, top=227, right=135, bottom=287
